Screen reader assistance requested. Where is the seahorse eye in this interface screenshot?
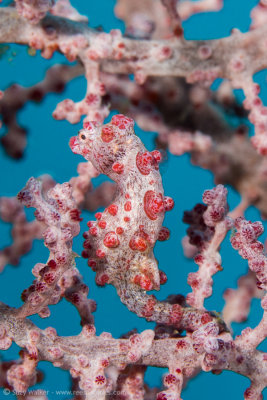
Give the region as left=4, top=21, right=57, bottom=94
left=79, top=133, right=86, bottom=140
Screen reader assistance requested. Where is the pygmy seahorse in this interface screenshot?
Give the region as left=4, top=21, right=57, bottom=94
left=69, top=114, right=173, bottom=292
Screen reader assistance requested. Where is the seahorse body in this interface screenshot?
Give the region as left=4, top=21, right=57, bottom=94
left=70, top=115, right=173, bottom=291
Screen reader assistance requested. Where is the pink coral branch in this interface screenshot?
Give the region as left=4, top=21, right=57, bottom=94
left=53, top=58, right=109, bottom=123
left=0, top=175, right=55, bottom=272
left=231, top=217, right=267, bottom=291
left=178, top=0, right=223, bottom=20
left=17, top=177, right=82, bottom=318
left=161, top=0, right=184, bottom=37
left=15, top=0, right=54, bottom=24
left=51, top=0, right=88, bottom=22
left=0, top=302, right=266, bottom=399
left=250, top=1, right=267, bottom=30
left=1, top=7, right=267, bottom=152
left=0, top=160, right=114, bottom=272
left=223, top=270, right=263, bottom=327
left=235, top=305, right=267, bottom=351
left=186, top=185, right=231, bottom=309
left=115, top=0, right=223, bottom=40
left=0, top=163, right=115, bottom=274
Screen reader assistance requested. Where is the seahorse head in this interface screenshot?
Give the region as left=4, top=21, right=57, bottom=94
left=69, top=115, right=136, bottom=175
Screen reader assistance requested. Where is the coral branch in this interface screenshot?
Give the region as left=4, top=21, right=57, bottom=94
left=161, top=0, right=183, bottom=37
left=178, top=0, right=223, bottom=20
left=1, top=7, right=267, bottom=151
left=0, top=6, right=263, bottom=82
left=15, top=0, right=54, bottom=24
left=0, top=175, right=54, bottom=272
left=185, top=185, right=231, bottom=309
left=17, top=177, right=81, bottom=318
left=231, top=217, right=267, bottom=291
left=0, top=302, right=266, bottom=398
left=223, top=270, right=263, bottom=328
